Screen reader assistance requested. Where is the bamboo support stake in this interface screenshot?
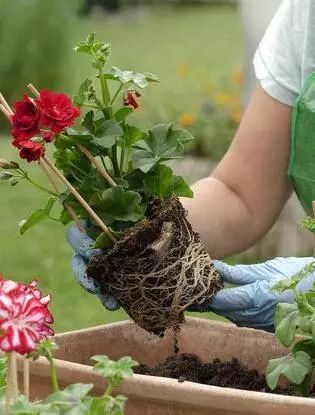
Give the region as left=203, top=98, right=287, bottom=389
left=0, top=94, right=13, bottom=115
left=42, top=155, right=117, bottom=242
left=0, top=104, right=11, bottom=119
left=39, top=159, right=85, bottom=232
left=312, top=201, right=315, bottom=218
left=11, top=352, right=18, bottom=402
left=77, top=144, right=116, bottom=187
left=27, top=83, right=40, bottom=98
left=23, top=358, right=29, bottom=399
left=27, top=84, right=117, bottom=188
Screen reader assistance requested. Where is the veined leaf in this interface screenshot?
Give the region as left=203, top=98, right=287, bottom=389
left=132, top=123, right=193, bottom=173
left=274, top=303, right=299, bottom=347
left=266, top=352, right=312, bottom=390
left=144, top=165, right=193, bottom=198
left=73, top=78, right=93, bottom=106
left=92, top=355, right=138, bottom=387
left=104, top=66, right=159, bottom=88
left=100, top=186, right=144, bottom=223
left=19, top=198, right=57, bottom=235
left=271, top=261, right=315, bottom=293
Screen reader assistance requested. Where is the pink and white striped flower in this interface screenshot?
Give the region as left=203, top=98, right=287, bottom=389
left=0, top=275, right=54, bottom=355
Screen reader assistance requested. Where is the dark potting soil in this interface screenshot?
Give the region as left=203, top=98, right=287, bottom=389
left=135, top=353, right=295, bottom=395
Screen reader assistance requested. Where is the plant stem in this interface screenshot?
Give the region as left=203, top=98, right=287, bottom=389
left=23, top=358, right=30, bottom=399
left=104, top=382, right=114, bottom=397
left=110, top=83, right=123, bottom=105
left=99, top=68, right=111, bottom=106
left=42, top=155, right=117, bottom=242
left=6, top=353, right=11, bottom=415
left=47, top=354, right=59, bottom=392
left=120, top=141, right=125, bottom=175
left=111, top=144, right=120, bottom=177
left=82, top=103, right=100, bottom=110
left=24, top=175, right=59, bottom=197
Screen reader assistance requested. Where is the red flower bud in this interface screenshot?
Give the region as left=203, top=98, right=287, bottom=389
left=41, top=130, right=55, bottom=142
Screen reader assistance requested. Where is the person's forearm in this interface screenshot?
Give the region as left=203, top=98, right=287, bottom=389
left=182, top=87, right=292, bottom=259
left=182, top=176, right=262, bottom=258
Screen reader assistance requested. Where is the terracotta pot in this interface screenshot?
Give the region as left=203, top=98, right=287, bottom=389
left=25, top=318, right=315, bottom=415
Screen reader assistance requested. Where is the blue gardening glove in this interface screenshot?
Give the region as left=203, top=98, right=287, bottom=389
left=66, top=223, right=120, bottom=311
left=189, top=257, right=315, bottom=331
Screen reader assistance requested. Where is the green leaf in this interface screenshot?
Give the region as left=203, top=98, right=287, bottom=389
left=92, top=355, right=137, bottom=388
left=100, top=186, right=144, bottom=223
left=293, top=339, right=315, bottom=359
left=93, top=231, right=123, bottom=249
left=274, top=303, right=299, bottom=347
left=73, top=78, right=93, bottom=106
left=63, top=129, right=94, bottom=146
left=266, top=351, right=312, bottom=390
left=272, top=261, right=315, bottom=293
left=30, top=339, right=58, bottom=362
left=19, top=198, right=56, bottom=235
left=144, top=165, right=193, bottom=198
left=94, top=119, right=123, bottom=149
left=44, top=383, right=93, bottom=411
left=132, top=123, right=193, bottom=173
left=124, top=125, right=144, bottom=147
left=81, top=110, right=95, bottom=131
left=124, top=169, right=145, bottom=192
left=311, top=315, right=315, bottom=343
left=114, top=107, right=133, bottom=122
left=0, top=356, right=6, bottom=388
left=74, top=32, right=95, bottom=55
left=11, top=397, right=60, bottom=415
left=301, top=217, right=315, bottom=234
left=107, top=66, right=159, bottom=88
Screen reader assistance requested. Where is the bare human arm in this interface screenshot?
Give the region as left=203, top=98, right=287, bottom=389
left=181, top=86, right=293, bottom=258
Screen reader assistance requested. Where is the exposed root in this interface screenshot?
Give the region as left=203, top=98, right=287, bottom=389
left=87, top=197, right=223, bottom=334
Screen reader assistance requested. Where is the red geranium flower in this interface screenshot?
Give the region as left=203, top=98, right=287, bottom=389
left=41, top=130, right=55, bottom=143
left=0, top=277, right=54, bottom=355
left=36, top=90, right=80, bottom=133
left=10, top=95, right=40, bottom=142
left=123, top=91, right=141, bottom=110
left=17, top=140, right=45, bottom=163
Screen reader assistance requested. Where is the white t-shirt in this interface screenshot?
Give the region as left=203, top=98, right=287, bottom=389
left=254, top=0, right=315, bottom=106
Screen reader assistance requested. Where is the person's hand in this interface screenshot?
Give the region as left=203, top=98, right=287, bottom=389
left=66, top=223, right=120, bottom=311
left=189, top=257, right=315, bottom=331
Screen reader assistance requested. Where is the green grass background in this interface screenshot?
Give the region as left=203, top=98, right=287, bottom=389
left=0, top=5, right=241, bottom=332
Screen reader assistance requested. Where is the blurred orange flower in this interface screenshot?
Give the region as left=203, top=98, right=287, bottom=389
left=178, top=113, right=196, bottom=127
left=176, top=63, right=189, bottom=78
left=232, top=67, right=244, bottom=86
left=231, top=109, right=242, bottom=124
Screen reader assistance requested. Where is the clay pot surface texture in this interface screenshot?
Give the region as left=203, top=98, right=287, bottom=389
left=25, top=318, right=315, bottom=415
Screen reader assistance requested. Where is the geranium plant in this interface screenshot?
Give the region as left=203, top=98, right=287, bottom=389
left=0, top=33, right=222, bottom=335
left=0, top=274, right=137, bottom=415
left=266, top=217, right=315, bottom=396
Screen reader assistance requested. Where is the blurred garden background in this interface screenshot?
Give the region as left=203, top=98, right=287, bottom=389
left=0, top=0, right=312, bottom=332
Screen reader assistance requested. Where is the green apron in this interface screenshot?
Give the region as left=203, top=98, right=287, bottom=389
left=288, top=73, right=315, bottom=216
